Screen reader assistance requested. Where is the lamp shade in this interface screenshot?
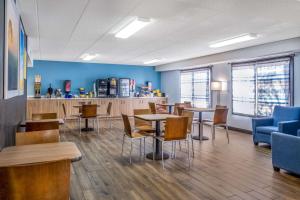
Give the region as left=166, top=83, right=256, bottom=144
left=211, top=81, right=222, bottom=91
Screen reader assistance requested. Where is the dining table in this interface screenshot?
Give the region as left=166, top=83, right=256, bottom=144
left=184, top=107, right=215, bottom=141
left=0, top=142, right=82, bottom=199
left=20, top=118, right=65, bottom=127
left=156, top=103, right=175, bottom=114
left=73, top=105, right=100, bottom=132
left=134, top=114, right=180, bottom=160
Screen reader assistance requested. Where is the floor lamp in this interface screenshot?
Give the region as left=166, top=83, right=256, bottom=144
left=211, top=81, right=222, bottom=106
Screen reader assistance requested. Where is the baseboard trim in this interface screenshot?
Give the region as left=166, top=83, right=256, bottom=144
left=228, top=126, right=252, bottom=134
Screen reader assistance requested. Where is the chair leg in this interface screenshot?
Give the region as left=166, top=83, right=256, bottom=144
left=121, top=134, right=125, bottom=156
left=97, top=118, right=100, bottom=135
left=109, top=117, right=112, bottom=128
left=171, top=141, right=174, bottom=158
left=225, top=125, right=229, bottom=144
left=179, top=141, right=182, bottom=151
left=191, top=134, right=194, bottom=158
left=152, top=137, right=155, bottom=161
left=143, top=137, right=146, bottom=159
left=79, top=118, right=82, bottom=136
left=187, top=139, right=191, bottom=168
left=162, top=141, right=165, bottom=170
left=211, top=125, right=215, bottom=141
left=139, top=139, right=142, bottom=159
left=130, top=139, right=133, bottom=164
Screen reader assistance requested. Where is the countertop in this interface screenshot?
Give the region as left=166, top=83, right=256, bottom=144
left=27, top=96, right=167, bottom=100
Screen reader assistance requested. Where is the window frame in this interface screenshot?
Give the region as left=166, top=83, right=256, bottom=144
left=231, top=56, right=294, bottom=117
left=180, top=66, right=212, bottom=108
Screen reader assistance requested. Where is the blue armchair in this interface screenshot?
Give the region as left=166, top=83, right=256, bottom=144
left=271, top=130, right=300, bottom=175
left=252, top=106, right=300, bottom=145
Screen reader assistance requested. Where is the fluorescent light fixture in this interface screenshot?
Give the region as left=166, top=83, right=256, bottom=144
left=144, top=59, right=161, bottom=65
left=115, top=17, right=151, bottom=39
left=80, top=53, right=99, bottom=61
left=209, top=33, right=258, bottom=48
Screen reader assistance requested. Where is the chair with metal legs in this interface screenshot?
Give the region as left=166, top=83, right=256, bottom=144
left=182, top=110, right=195, bottom=157
left=153, top=117, right=190, bottom=169
left=79, top=104, right=99, bottom=135
left=121, top=114, right=154, bottom=164
left=98, top=102, right=112, bottom=128
left=203, top=108, right=229, bottom=143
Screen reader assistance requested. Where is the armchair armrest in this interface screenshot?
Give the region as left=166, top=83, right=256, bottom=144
left=252, top=117, right=273, bottom=129
left=298, top=130, right=300, bottom=137
left=278, top=120, right=300, bottom=136
left=271, top=132, right=300, bottom=174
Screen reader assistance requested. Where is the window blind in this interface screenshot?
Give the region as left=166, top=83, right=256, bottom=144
left=232, top=57, right=292, bottom=116
left=180, top=68, right=211, bottom=108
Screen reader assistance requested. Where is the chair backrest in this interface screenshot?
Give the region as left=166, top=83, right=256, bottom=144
left=62, top=103, right=67, bottom=118
left=26, top=121, right=59, bottom=132
left=79, top=101, right=91, bottom=105
left=32, top=113, right=57, bottom=120
left=133, top=109, right=152, bottom=127
left=107, top=102, right=112, bottom=115
left=0, top=159, right=70, bottom=200
left=148, top=102, right=156, bottom=114
left=182, top=110, right=194, bottom=133
left=213, top=108, right=229, bottom=125
left=16, top=130, right=60, bottom=146
left=121, top=114, right=132, bottom=136
left=164, top=117, right=188, bottom=141
left=81, top=104, right=97, bottom=118
left=184, top=101, right=192, bottom=108
left=216, top=105, right=227, bottom=109
left=173, top=103, right=184, bottom=115
left=177, top=106, right=185, bottom=116
left=273, top=106, right=300, bottom=126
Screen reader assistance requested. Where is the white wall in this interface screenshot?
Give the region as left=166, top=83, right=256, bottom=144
left=160, top=39, right=300, bottom=131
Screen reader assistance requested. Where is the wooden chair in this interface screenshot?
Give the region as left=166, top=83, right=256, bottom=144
left=16, top=130, right=60, bottom=146
left=121, top=114, right=154, bottom=164
left=32, top=113, right=57, bottom=120
left=203, top=108, right=229, bottom=143
left=0, top=159, right=71, bottom=200
left=26, top=121, right=59, bottom=132
left=156, top=100, right=168, bottom=113
left=182, top=110, right=195, bottom=157
left=149, top=102, right=168, bottom=114
left=173, top=103, right=185, bottom=115
left=154, top=117, right=190, bottom=169
left=184, top=101, right=192, bottom=108
left=79, top=104, right=99, bottom=135
left=62, top=103, right=80, bottom=133
left=133, top=109, right=155, bottom=133
left=98, top=102, right=112, bottom=128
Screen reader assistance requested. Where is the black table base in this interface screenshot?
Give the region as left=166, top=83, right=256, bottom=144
left=146, top=152, right=169, bottom=160
left=81, top=127, right=94, bottom=132
left=192, top=135, right=209, bottom=140
left=146, top=121, right=170, bottom=161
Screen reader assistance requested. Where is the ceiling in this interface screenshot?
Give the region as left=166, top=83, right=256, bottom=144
left=17, top=0, right=300, bottom=66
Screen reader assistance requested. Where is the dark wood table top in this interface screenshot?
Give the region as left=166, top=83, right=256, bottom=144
left=20, top=118, right=65, bottom=127
left=156, top=103, right=175, bottom=107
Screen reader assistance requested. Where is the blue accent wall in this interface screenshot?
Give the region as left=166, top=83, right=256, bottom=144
left=27, top=60, right=161, bottom=96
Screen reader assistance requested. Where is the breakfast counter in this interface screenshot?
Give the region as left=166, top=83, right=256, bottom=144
left=26, top=97, right=167, bottom=119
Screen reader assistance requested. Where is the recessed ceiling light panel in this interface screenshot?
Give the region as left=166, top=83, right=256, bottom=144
left=115, top=17, right=151, bottom=39
left=144, top=59, right=161, bottom=64
left=209, top=33, right=259, bottom=48
left=80, top=53, right=100, bottom=61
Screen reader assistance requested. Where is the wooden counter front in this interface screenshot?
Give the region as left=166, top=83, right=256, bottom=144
left=26, top=97, right=167, bottom=119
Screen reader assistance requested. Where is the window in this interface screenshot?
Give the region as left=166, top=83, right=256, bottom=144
left=232, top=57, right=293, bottom=116
left=180, top=68, right=211, bottom=108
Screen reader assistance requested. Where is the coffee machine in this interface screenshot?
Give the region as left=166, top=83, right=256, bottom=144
left=96, top=79, right=108, bottom=97
left=108, top=78, right=118, bottom=97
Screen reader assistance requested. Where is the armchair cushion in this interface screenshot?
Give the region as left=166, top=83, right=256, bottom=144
left=256, top=126, right=278, bottom=135
left=273, top=106, right=300, bottom=126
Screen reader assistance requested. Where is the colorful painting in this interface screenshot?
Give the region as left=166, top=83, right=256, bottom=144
left=4, top=0, right=19, bottom=99
left=19, top=22, right=26, bottom=95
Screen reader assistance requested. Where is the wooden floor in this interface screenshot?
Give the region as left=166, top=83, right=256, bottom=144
left=61, top=119, right=300, bottom=200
